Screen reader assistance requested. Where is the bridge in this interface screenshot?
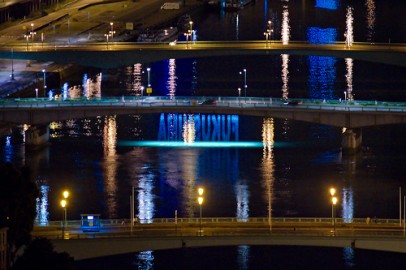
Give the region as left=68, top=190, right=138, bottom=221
left=1, top=96, right=406, bottom=128
left=2, top=96, right=406, bottom=152
left=0, top=41, right=405, bottom=68
left=31, top=217, right=406, bottom=260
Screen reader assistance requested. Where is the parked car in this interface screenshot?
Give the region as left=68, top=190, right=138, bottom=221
left=283, top=100, right=302, bottom=105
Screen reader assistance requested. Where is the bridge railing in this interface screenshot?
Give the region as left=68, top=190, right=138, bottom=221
left=35, top=217, right=401, bottom=228
left=1, top=96, right=406, bottom=113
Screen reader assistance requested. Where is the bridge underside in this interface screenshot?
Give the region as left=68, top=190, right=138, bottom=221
left=1, top=43, right=406, bottom=69
left=50, top=235, right=406, bottom=260
left=1, top=106, right=406, bottom=129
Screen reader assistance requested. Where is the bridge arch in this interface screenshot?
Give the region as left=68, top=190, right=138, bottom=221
left=50, top=235, right=406, bottom=260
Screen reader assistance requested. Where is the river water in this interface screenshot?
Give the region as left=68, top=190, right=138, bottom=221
left=2, top=0, right=406, bottom=268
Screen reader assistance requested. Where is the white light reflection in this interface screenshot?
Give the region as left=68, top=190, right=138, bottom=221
left=345, top=6, right=354, bottom=47
left=167, top=59, right=177, bottom=98
left=235, top=181, right=249, bottom=222
left=261, top=118, right=275, bottom=231
left=82, top=73, right=102, bottom=99
left=237, top=245, right=250, bottom=270
left=103, top=115, right=118, bottom=218
left=182, top=114, right=195, bottom=144
left=281, top=54, right=289, bottom=100
left=281, top=2, right=290, bottom=45
left=345, top=58, right=354, bottom=101
left=342, top=187, right=354, bottom=223
left=35, top=183, right=49, bottom=225
left=365, top=0, right=375, bottom=43
left=137, top=172, right=155, bottom=224
left=135, top=250, right=154, bottom=270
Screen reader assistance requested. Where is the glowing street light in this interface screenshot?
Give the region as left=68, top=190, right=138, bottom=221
left=197, top=187, right=204, bottom=236
left=104, top=32, right=112, bottom=48
left=60, top=190, right=69, bottom=238
left=109, top=22, right=115, bottom=40
left=30, top=23, right=36, bottom=43
left=329, top=187, right=337, bottom=235
left=264, top=20, right=273, bottom=42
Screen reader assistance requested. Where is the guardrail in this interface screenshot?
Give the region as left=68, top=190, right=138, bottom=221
left=35, top=217, right=401, bottom=227
left=2, top=96, right=406, bottom=113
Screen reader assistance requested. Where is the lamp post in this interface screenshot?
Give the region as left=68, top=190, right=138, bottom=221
left=239, top=69, right=247, bottom=102
left=147, top=68, right=151, bottom=87
left=264, top=20, right=273, bottom=42
left=104, top=32, right=112, bottom=48
left=329, top=187, right=337, bottom=235
left=42, top=69, right=47, bottom=97
left=237, top=87, right=241, bottom=97
left=197, top=187, right=204, bottom=236
left=109, top=22, right=114, bottom=40
left=30, top=23, right=36, bottom=42
left=35, top=88, right=38, bottom=98
left=24, top=33, right=30, bottom=50
left=60, top=190, right=69, bottom=238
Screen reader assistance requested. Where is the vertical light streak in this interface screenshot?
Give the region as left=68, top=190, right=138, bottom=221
left=342, top=187, right=354, bottom=223
left=167, top=59, right=177, bottom=98
left=134, top=63, right=143, bottom=96
left=345, top=58, right=354, bottom=101
left=365, top=0, right=376, bottom=43
left=281, top=3, right=290, bottom=45
left=345, top=6, right=354, bottom=47
left=103, top=115, right=118, bottom=218
left=35, top=183, right=50, bottom=225
left=261, top=118, right=275, bottom=232
left=281, top=54, right=289, bottom=100
left=182, top=114, right=196, bottom=144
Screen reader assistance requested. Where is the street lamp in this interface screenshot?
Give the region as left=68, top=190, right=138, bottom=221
left=237, top=87, right=241, bottom=97
left=197, top=187, right=204, bottom=236
left=30, top=23, right=36, bottom=42
left=264, top=20, right=273, bottom=42
left=329, top=187, right=337, bottom=235
left=239, top=69, right=247, bottom=102
left=109, top=22, right=115, bottom=40
left=35, top=88, right=38, bottom=98
left=42, top=69, right=47, bottom=97
left=24, top=33, right=30, bottom=50
left=60, top=190, right=69, bottom=238
left=147, top=67, right=151, bottom=87
left=104, top=32, right=112, bottom=48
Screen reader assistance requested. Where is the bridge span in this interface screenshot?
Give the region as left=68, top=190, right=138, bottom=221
left=2, top=96, right=406, bottom=152
left=36, top=217, right=406, bottom=260
left=1, top=96, right=406, bottom=128
left=0, top=41, right=405, bottom=68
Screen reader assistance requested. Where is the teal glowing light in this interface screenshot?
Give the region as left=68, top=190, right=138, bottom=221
left=117, top=141, right=263, bottom=148
left=118, top=141, right=265, bottom=148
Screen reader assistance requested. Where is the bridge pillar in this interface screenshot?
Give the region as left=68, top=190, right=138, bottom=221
left=341, top=128, right=362, bottom=154
left=25, top=125, right=49, bottom=149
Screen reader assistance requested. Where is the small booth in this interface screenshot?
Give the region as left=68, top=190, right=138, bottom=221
left=80, top=214, right=101, bottom=232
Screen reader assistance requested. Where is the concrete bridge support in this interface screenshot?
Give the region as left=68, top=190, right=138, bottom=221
left=25, top=124, right=49, bottom=148
left=341, top=128, right=362, bottom=154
